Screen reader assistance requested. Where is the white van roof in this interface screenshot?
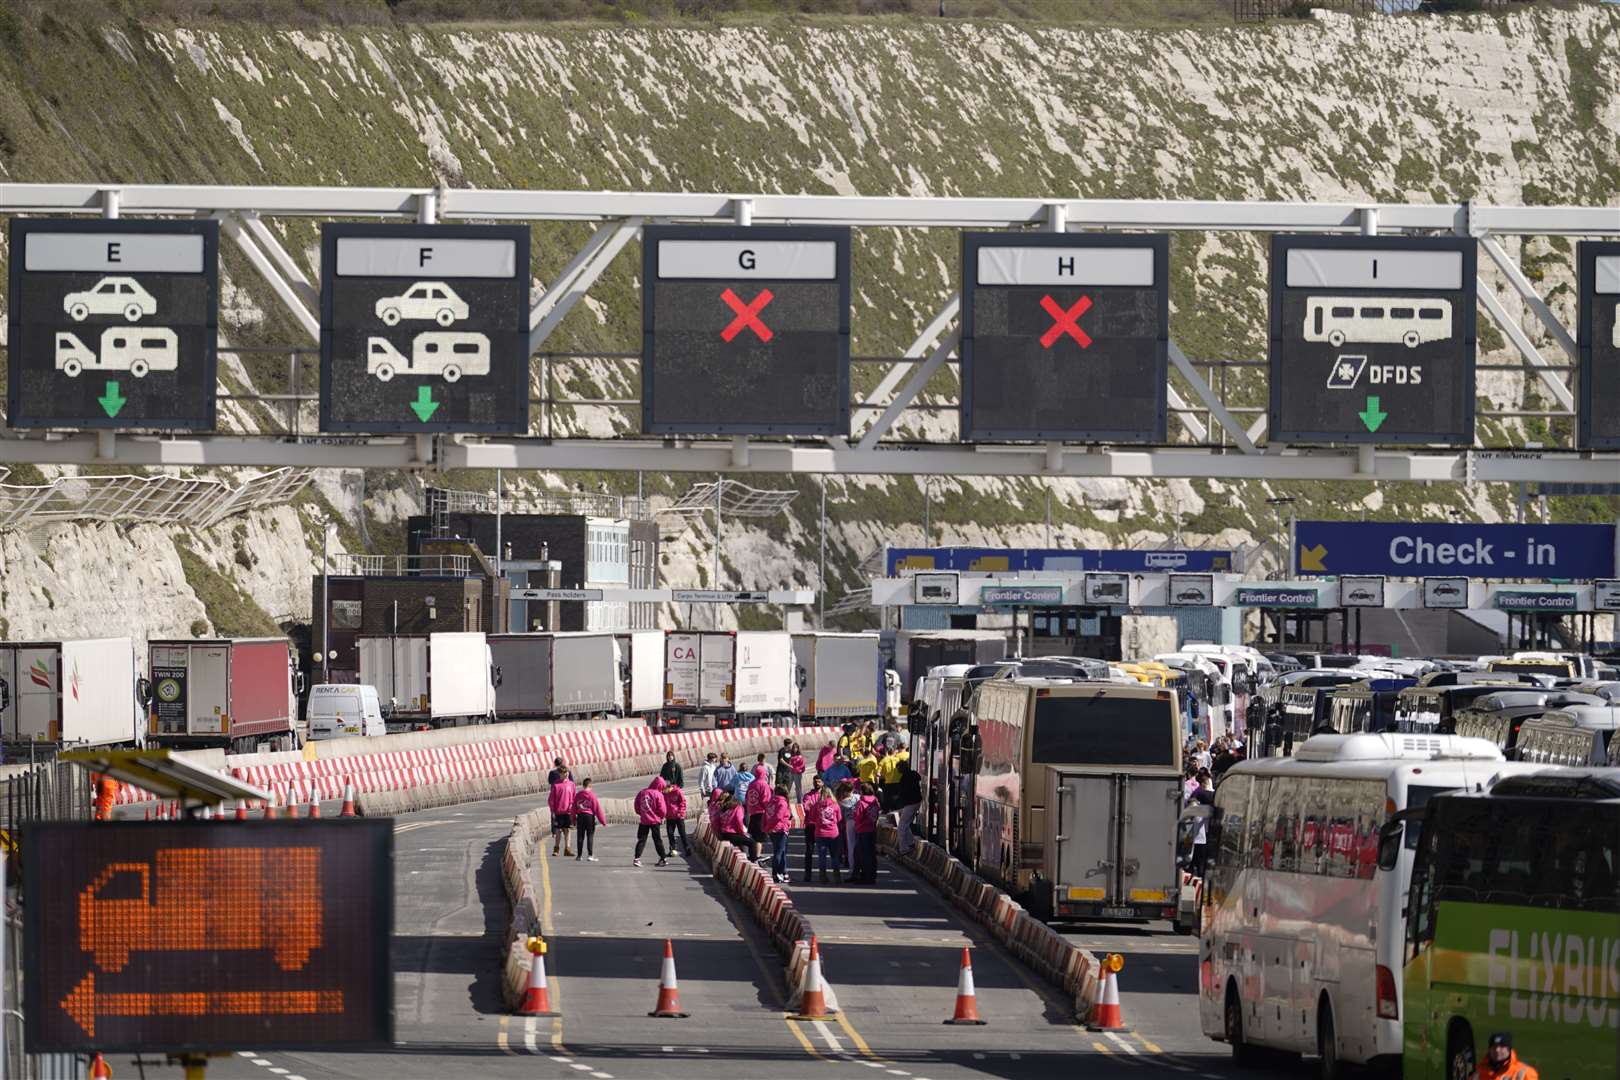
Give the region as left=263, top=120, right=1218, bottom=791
left=1294, top=732, right=1504, bottom=763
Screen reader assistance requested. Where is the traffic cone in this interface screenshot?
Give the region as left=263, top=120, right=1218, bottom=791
left=265, top=786, right=281, bottom=820
left=307, top=790, right=321, bottom=819
left=285, top=784, right=300, bottom=819
left=235, top=799, right=249, bottom=822
left=340, top=777, right=357, bottom=817
left=1088, top=954, right=1129, bottom=1031
left=199, top=805, right=212, bottom=821
left=648, top=939, right=690, bottom=1018
left=89, top=1052, right=112, bottom=1078
left=517, top=936, right=559, bottom=1016
left=144, top=807, right=151, bottom=822
left=792, top=936, right=833, bottom=1019
left=943, top=947, right=986, bottom=1025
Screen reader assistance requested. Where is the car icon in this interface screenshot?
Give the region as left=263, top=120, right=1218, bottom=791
left=63, top=276, right=157, bottom=323
left=375, top=282, right=469, bottom=327
left=1347, top=588, right=1377, bottom=603
left=1432, top=583, right=1462, bottom=598
left=1175, top=589, right=1207, bottom=602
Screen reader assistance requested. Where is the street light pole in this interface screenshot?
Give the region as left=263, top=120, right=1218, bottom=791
left=819, top=477, right=827, bottom=629
left=320, top=521, right=331, bottom=684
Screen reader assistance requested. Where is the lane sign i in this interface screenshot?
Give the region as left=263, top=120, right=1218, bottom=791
left=1268, top=235, right=1475, bottom=446
left=642, top=225, right=851, bottom=436
left=7, top=218, right=219, bottom=431
left=960, top=232, right=1169, bottom=442
left=319, top=224, right=530, bottom=434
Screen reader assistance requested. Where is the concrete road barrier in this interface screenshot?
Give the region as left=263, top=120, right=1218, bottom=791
left=878, top=823, right=1100, bottom=1022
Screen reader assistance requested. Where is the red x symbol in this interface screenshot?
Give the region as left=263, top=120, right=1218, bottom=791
left=1039, top=294, right=1093, bottom=349
left=720, top=287, right=774, bottom=343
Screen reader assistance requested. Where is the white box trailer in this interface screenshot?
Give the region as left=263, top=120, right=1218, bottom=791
left=358, top=632, right=495, bottom=726
left=733, top=631, right=796, bottom=721
left=662, top=630, right=793, bottom=729
left=792, top=632, right=881, bottom=720
left=0, top=638, right=145, bottom=748
left=616, top=630, right=666, bottom=718
left=490, top=633, right=621, bottom=719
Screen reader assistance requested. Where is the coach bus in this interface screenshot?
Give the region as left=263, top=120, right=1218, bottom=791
left=1397, top=767, right=1620, bottom=1080
left=1197, top=733, right=1506, bottom=1076
left=964, top=678, right=1183, bottom=924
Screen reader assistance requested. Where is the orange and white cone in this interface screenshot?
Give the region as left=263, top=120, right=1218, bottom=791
left=235, top=798, right=249, bottom=821
left=340, top=777, right=357, bottom=817
left=943, top=947, right=986, bottom=1025
left=307, top=790, right=322, bottom=819
left=1088, top=954, right=1128, bottom=1031
left=265, top=786, right=282, bottom=820
left=792, top=936, right=835, bottom=1019
left=518, top=936, right=559, bottom=1016
left=89, top=1052, right=112, bottom=1078
left=648, top=939, right=690, bottom=1018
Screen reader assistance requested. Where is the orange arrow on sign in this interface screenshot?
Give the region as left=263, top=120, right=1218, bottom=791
left=62, top=973, right=343, bottom=1038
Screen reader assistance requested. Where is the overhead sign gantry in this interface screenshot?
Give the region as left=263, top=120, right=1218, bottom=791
left=1579, top=242, right=1620, bottom=450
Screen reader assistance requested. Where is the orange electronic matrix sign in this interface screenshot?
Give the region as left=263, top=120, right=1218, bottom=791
left=24, top=820, right=392, bottom=1053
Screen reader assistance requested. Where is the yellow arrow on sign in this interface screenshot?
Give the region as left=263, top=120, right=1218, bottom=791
left=1299, top=544, right=1328, bottom=573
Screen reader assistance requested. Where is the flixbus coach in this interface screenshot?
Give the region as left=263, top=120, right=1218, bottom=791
left=1195, top=733, right=1507, bottom=1076
left=1395, top=767, right=1620, bottom=1080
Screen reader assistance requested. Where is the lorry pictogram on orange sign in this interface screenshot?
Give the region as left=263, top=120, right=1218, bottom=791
left=78, top=847, right=322, bottom=972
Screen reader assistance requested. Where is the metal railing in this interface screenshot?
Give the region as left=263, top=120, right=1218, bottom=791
left=0, top=468, right=311, bottom=533
left=327, top=553, right=473, bottom=577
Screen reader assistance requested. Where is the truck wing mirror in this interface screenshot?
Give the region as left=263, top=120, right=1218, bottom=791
left=797, top=667, right=808, bottom=691
left=1377, top=806, right=1424, bottom=871
left=491, top=665, right=504, bottom=689
left=135, top=677, right=152, bottom=708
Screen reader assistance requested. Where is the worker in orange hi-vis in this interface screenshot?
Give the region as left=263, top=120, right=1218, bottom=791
left=93, top=774, right=118, bottom=822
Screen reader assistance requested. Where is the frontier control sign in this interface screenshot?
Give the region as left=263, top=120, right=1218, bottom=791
left=23, top=820, right=393, bottom=1054
left=642, top=225, right=851, bottom=436
left=320, top=224, right=530, bottom=434
left=1269, top=236, right=1475, bottom=445
left=960, top=233, right=1168, bottom=442
left=7, top=218, right=219, bottom=430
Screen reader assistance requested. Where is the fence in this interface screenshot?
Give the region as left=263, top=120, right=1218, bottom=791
left=0, top=467, right=311, bottom=533
left=1, top=762, right=92, bottom=1080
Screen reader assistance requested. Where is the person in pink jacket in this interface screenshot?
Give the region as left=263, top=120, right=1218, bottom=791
left=744, top=763, right=771, bottom=861
left=633, top=777, right=670, bottom=867
left=810, top=787, right=843, bottom=884
left=548, top=767, right=576, bottom=857
left=715, top=793, right=748, bottom=851
left=571, top=778, right=608, bottom=862
left=815, top=741, right=837, bottom=777
left=663, top=782, right=691, bottom=857
left=762, top=784, right=792, bottom=883
left=852, top=782, right=881, bottom=883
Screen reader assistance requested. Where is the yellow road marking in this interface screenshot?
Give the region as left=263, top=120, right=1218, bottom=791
left=1136, top=1034, right=1163, bottom=1054
left=1092, top=1040, right=1112, bottom=1054
left=497, top=1015, right=514, bottom=1055
left=835, top=1010, right=881, bottom=1061
left=784, top=1016, right=825, bottom=1060
left=536, top=841, right=565, bottom=1051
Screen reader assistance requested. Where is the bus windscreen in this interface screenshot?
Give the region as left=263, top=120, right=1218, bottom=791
left=1031, top=694, right=1177, bottom=767
left=1432, top=798, right=1619, bottom=912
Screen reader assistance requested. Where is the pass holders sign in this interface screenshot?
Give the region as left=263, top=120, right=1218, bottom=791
left=23, top=820, right=393, bottom=1054
left=959, top=233, right=1168, bottom=441
left=1595, top=580, right=1620, bottom=612
left=1577, top=242, right=1620, bottom=450
left=1269, top=235, right=1475, bottom=445
left=7, top=218, right=219, bottom=430
left=1490, top=588, right=1580, bottom=613
left=642, top=225, right=851, bottom=435
left=1083, top=573, right=1130, bottom=607
left=1422, top=576, right=1470, bottom=609
left=1166, top=573, right=1213, bottom=607
left=1337, top=575, right=1386, bottom=608
left=1294, top=520, right=1616, bottom=580
left=1234, top=584, right=1321, bottom=609
left=510, top=588, right=603, bottom=602
left=319, top=224, right=530, bottom=433
left=912, top=572, right=960, bottom=606
left=980, top=584, right=1065, bottom=608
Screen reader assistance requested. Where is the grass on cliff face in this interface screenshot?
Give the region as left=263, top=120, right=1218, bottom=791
left=175, top=541, right=283, bottom=635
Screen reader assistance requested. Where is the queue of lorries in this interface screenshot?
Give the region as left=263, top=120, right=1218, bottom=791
left=0, top=629, right=899, bottom=756
left=903, top=641, right=1620, bottom=1080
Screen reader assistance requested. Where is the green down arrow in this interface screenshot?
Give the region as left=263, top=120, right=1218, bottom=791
left=97, top=381, right=126, bottom=419
left=410, top=386, right=440, bottom=423
left=1358, top=395, right=1388, bottom=433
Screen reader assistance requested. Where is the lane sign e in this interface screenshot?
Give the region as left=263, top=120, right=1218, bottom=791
left=642, top=225, right=851, bottom=436
left=7, top=219, right=219, bottom=431
left=1269, top=235, right=1475, bottom=446
left=960, top=233, right=1168, bottom=442
left=1577, top=243, right=1620, bottom=450
left=320, top=223, right=529, bottom=434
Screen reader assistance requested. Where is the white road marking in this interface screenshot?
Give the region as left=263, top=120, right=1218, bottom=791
left=570, top=1065, right=594, bottom=1072
left=886, top=1071, right=911, bottom=1076
left=237, top=1052, right=257, bottom=1058
left=268, top=1071, right=288, bottom=1076
left=524, top=1016, right=539, bottom=1054
left=1105, top=1032, right=1140, bottom=1056
left=250, top=1060, right=272, bottom=1067
left=811, top=1019, right=845, bottom=1054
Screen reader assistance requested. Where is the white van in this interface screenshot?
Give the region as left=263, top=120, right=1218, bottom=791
left=307, top=684, right=386, bottom=740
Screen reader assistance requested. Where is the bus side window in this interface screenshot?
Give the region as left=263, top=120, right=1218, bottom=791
left=1272, top=779, right=1299, bottom=873
left=1248, top=777, right=1272, bottom=870
left=1214, top=774, right=1251, bottom=870
left=1406, top=826, right=1438, bottom=955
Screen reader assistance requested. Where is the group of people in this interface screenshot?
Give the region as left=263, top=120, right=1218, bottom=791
left=542, top=719, right=926, bottom=886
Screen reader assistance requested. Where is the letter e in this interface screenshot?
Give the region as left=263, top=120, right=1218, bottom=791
left=107, top=242, right=121, bottom=264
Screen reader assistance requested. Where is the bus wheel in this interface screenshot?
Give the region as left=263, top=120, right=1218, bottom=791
left=1317, top=998, right=1342, bottom=1080
left=1224, top=982, right=1255, bottom=1066
left=1445, top=1022, right=1475, bottom=1080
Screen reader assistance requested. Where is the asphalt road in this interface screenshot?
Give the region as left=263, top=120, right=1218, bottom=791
left=93, top=791, right=1313, bottom=1080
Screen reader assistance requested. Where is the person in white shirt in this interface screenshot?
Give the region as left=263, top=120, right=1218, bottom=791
left=698, top=752, right=718, bottom=800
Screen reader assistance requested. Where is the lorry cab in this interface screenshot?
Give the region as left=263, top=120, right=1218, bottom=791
left=307, top=683, right=385, bottom=740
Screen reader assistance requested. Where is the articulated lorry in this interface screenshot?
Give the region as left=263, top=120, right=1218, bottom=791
left=0, top=638, right=147, bottom=751
left=148, top=638, right=301, bottom=753
left=357, top=632, right=498, bottom=728
left=661, top=630, right=797, bottom=730
left=791, top=632, right=882, bottom=721
left=892, top=630, right=1008, bottom=702
left=617, top=630, right=666, bottom=721
left=489, top=632, right=620, bottom=719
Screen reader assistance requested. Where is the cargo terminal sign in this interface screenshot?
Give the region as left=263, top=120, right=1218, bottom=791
left=1269, top=236, right=1475, bottom=445
left=1294, top=521, right=1617, bottom=580
left=959, top=233, right=1168, bottom=442
left=320, top=224, right=530, bottom=434
left=24, top=820, right=393, bottom=1054
left=1578, top=242, right=1620, bottom=450
left=642, top=225, right=851, bottom=435
left=7, top=218, right=219, bottom=430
